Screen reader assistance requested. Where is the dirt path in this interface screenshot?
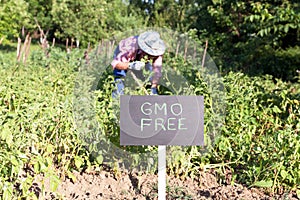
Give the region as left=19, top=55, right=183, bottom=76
left=37, top=168, right=298, bottom=200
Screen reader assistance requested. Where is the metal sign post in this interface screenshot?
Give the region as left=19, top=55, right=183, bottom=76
left=158, top=145, right=166, bottom=200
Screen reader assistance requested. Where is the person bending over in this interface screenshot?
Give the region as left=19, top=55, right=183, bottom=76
left=111, top=30, right=166, bottom=96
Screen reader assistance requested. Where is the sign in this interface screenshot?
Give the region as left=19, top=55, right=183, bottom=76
left=120, top=95, right=204, bottom=146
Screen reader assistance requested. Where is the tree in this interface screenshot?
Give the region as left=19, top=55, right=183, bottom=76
left=129, top=0, right=198, bottom=32
left=27, top=0, right=53, bottom=36
left=0, top=0, right=31, bottom=43
left=50, top=0, right=145, bottom=46
left=190, top=0, right=300, bottom=80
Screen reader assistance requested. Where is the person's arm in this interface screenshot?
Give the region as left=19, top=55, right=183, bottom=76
left=111, top=36, right=137, bottom=70
left=115, top=61, right=145, bottom=71
left=111, top=36, right=147, bottom=71
left=115, top=62, right=129, bottom=70
left=151, top=56, right=163, bottom=88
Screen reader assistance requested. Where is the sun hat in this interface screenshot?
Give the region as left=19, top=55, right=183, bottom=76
left=137, top=31, right=166, bottom=56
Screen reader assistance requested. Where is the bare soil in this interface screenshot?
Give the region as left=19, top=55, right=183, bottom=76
left=36, top=167, right=298, bottom=200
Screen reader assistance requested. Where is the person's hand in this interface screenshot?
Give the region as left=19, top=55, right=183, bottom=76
left=128, top=61, right=145, bottom=70
left=151, top=87, right=158, bottom=95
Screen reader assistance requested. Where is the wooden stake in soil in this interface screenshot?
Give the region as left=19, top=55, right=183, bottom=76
left=66, top=38, right=69, bottom=51
left=17, top=38, right=22, bottom=61
left=23, top=36, right=31, bottom=64
left=17, top=34, right=31, bottom=63
left=184, top=40, right=188, bottom=61
left=201, top=40, right=208, bottom=68
left=175, top=41, right=180, bottom=58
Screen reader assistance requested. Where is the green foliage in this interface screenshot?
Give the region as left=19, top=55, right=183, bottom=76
left=258, top=45, right=300, bottom=81
left=211, top=72, right=300, bottom=192
left=50, top=0, right=145, bottom=46
left=27, top=0, right=53, bottom=32
left=0, top=44, right=299, bottom=198
left=51, top=0, right=108, bottom=44
left=91, top=48, right=299, bottom=193
left=0, top=0, right=299, bottom=198
left=0, top=0, right=299, bottom=81
left=130, top=0, right=197, bottom=32
left=0, top=0, right=31, bottom=43
left=0, top=0, right=144, bottom=47
left=247, top=1, right=300, bottom=40
left=190, top=0, right=300, bottom=81
left=0, top=48, right=86, bottom=199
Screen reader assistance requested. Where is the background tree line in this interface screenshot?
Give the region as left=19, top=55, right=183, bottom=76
left=0, top=0, right=299, bottom=81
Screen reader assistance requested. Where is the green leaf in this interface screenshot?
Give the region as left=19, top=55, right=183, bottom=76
left=10, top=155, right=18, bottom=166
left=46, top=144, right=54, bottom=154
left=34, top=162, right=40, bottom=173
left=280, top=170, right=288, bottom=179
left=252, top=180, right=273, bottom=188
left=67, top=171, right=77, bottom=183
left=249, top=15, right=254, bottom=22
left=284, top=24, right=289, bottom=33
left=74, top=156, right=83, bottom=169
left=3, top=182, right=13, bottom=200
left=1, top=124, right=13, bottom=147
left=296, top=189, right=300, bottom=199
left=49, top=173, right=60, bottom=192
left=95, top=154, right=103, bottom=164
left=272, top=105, right=281, bottom=113
left=258, top=30, right=264, bottom=37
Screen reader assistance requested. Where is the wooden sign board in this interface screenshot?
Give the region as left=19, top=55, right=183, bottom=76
left=120, top=95, right=204, bottom=146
